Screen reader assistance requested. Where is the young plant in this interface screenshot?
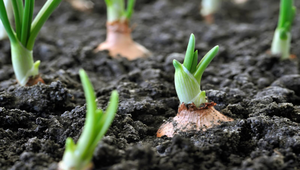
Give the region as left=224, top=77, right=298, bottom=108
left=94, top=0, right=151, bottom=60
left=58, top=69, right=119, bottom=170
left=0, top=0, right=12, bottom=40
left=157, top=34, right=233, bottom=138
left=0, top=0, right=61, bottom=86
left=271, top=0, right=296, bottom=60
left=200, top=0, right=221, bottom=24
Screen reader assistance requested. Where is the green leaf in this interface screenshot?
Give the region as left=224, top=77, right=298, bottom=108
left=21, top=0, right=34, bottom=47
left=125, top=0, right=135, bottom=20
left=65, top=138, right=76, bottom=153
left=92, top=91, right=118, bottom=150
left=27, top=0, right=62, bottom=50
left=11, top=0, right=23, bottom=39
left=194, top=45, right=219, bottom=84
left=183, top=34, right=196, bottom=72
left=0, top=0, right=17, bottom=43
left=105, top=0, right=113, bottom=6
left=278, top=0, right=295, bottom=31
left=190, top=50, right=198, bottom=74
left=76, top=69, right=97, bottom=161
left=106, top=0, right=125, bottom=22
left=173, top=59, right=181, bottom=70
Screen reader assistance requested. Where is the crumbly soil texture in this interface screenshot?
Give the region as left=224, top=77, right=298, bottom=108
left=1, top=0, right=300, bottom=169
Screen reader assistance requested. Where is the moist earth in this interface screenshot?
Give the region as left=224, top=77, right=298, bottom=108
left=1, top=0, right=300, bottom=169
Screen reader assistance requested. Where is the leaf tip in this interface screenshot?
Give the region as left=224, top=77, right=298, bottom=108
left=173, top=59, right=182, bottom=70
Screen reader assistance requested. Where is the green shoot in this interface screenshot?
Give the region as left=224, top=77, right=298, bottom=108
left=59, top=69, right=119, bottom=170
left=271, top=0, right=296, bottom=59
left=105, top=0, right=135, bottom=22
left=0, top=0, right=13, bottom=40
left=0, top=0, right=61, bottom=85
left=173, top=34, right=219, bottom=107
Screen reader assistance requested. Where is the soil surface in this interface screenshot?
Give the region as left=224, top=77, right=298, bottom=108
left=1, top=0, right=300, bottom=169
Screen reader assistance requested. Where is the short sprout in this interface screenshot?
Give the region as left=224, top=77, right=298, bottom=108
left=173, top=34, right=219, bottom=107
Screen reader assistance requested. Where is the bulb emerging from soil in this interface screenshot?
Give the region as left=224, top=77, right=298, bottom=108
left=66, top=0, right=94, bottom=12
left=202, top=14, right=214, bottom=24
left=157, top=102, right=233, bottom=137
left=94, top=21, right=151, bottom=60
left=23, top=74, right=44, bottom=86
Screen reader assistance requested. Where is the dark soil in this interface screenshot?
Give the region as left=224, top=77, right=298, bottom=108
left=1, top=0, right=300, bottom=169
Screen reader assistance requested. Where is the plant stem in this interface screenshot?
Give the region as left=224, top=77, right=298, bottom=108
left=106, top=0, right=124, bottom=22
left=11, top=41, right=40, bottom=86
left=105, top=0, right=136, bottom=22
left=271, top=29, right=291, bottom=59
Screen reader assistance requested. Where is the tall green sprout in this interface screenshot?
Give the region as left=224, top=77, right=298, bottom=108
left=173, top=34, right=219, bottom=107
left=271, top=0, right=296, bottom=60
left=0, top=0, right=61, bottom=85
left=59, top=69, right=119, bottom=170
left=105, top=0, right=135, bottom=22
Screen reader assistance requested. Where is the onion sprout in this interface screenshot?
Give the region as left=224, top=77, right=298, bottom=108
left=173, top=34, right=219, bottom=107
left=95, top=0, right=151, bottom=60
left=200, top=0, right=221, bottom=17
left=58, top=70, right=119, bottom=170
left=0, top=0, right=61, bottom=85
left=271, top=0, right=296, bottom=60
